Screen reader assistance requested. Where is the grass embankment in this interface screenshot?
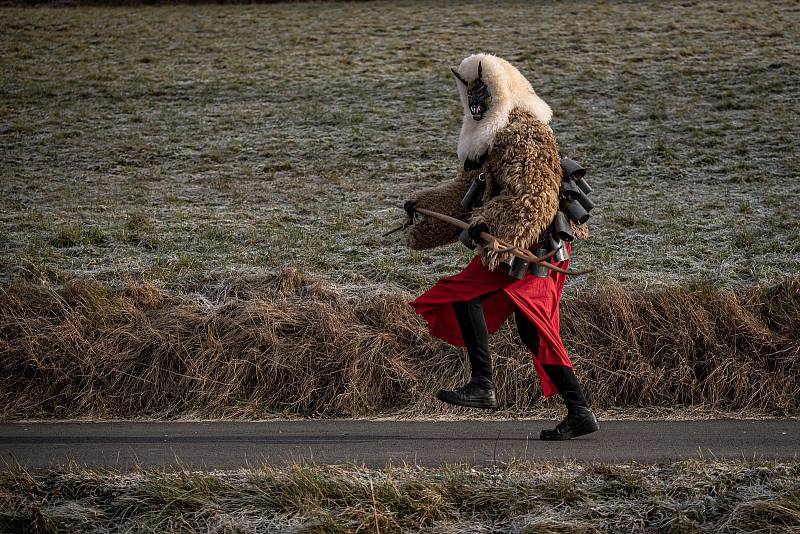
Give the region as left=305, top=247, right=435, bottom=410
left=1, top=1, right=799, bottom=289
left=1, top=459, right=799, bottom=533
left=2, top=270, right=797, bottom=419
left=1, top=2, right=799, bottom=419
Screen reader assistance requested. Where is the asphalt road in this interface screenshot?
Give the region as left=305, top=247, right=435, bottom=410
left=1, top=420, right=797, bottom=470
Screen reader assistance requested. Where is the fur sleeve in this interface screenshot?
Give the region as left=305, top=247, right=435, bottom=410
left=469, top=120, right=562, bottom=269
left=403, top=175, right=471, bottom=250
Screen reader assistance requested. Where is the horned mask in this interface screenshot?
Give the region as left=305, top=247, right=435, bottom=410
left=451, top=61, right=491, bottom=121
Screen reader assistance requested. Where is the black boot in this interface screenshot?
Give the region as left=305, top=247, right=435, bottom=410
left=435, top=378, right=497, bottom=409
left=539, top=364, right=599, bottom=440
left=436, top=298, right=498, bottom=410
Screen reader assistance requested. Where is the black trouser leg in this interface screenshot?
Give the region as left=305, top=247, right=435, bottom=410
left=514, top=308, right=540, bottom=354
left=514, top=309, right=589, bottom=411
left=541, top=364, right=589, bottom=412
left=452, top=297, right=493, bottom=389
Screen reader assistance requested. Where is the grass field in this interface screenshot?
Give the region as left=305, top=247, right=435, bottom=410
left=2, top=459, right=799, bottom=533
left=1, top=0, right=799, bottom=291
left=1, top=7, right=799, bottom=529
left=1, top=1, right=800, bottom=420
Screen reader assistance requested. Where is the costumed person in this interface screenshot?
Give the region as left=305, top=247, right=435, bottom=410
left=402, top=53, right=599, bottom=440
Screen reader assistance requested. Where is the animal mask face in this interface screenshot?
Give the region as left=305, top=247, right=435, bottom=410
left=451, top=61, right=491, bottom=121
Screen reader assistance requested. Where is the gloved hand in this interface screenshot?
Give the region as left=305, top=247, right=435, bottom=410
left=467, top=222, right=490, bottom=245
left=403, top=200, right=417, bottom=219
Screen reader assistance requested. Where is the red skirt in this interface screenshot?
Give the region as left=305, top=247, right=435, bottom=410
left=409, top=243, right=572, bottom=398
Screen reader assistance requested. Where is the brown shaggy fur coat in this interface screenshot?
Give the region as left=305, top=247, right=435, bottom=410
left=405, top=108, right=588, bottom=270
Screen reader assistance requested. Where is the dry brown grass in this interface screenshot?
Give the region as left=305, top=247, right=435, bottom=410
left=1, top=459, right=799, bottom=533
left=1, top=270, right=798, bottom=419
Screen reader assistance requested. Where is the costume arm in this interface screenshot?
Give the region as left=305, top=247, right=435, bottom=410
left=404, top=177, right=470, bottom=250
left=468, top=124, right=561, bottom=269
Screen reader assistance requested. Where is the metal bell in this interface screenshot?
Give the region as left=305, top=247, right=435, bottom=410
left=552, top=211, right=574, bottom=242
left=507, top=257, right=530, bottom=279
left=458, top=228, right=476, bottom=250
left=560, top=197, right=590, bottom=224
left=560, top=180, right=582, bottom=198
left=531, top=248, right=550, bottom=277
left=560, top=157, right=586, bottom=181
left=548, top=234, right=569, bottom=263
left=460, top=173, right=486, bottom=210
left=576, top=188, right=595, bottom=211
left=575, top=176, right=592, bottom=195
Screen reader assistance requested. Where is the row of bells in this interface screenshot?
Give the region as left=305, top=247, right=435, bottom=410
left=503, top=157, right=594, bottom=279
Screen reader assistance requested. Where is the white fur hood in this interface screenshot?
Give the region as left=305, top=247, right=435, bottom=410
left=453, top=53, right=553, bottom=162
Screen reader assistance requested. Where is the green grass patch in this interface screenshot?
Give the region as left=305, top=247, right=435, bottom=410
left=49, top=223, right=107, bottom=248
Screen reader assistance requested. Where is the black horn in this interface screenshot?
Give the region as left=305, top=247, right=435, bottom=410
left=478, top=60, right=483, bottom=79
left=451, top=67, right=468, bottom=86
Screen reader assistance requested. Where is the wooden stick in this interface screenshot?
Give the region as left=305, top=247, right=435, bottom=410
left=414, top=207, right=594, bottom=276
